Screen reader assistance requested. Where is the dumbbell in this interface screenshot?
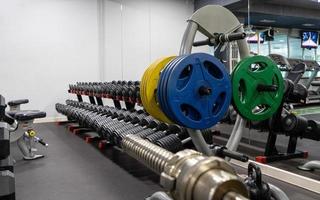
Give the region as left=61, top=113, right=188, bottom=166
left=85, top=106, right=122, bottom=124
left=86, top=108, right=131, bottom=129
left=119, top=83, right=132, bottom=96
left=61, top=104, right=128, bottom=134
left=99, top=111, right=148, bottom=139
left=306, top=120, right=320, bottom=141
left=109, top=84, right=121, bottom=98
left=115, top=124, right=182, bottom=148
left=111, top=116, right=174, bottom=145
left=143, top=124, right=183, bottom=143
left=104, top=114, right=158, bottom=142
left=122, top=84, right=136, bottom=101
left=101, top=82, right=114, bottom=97
left=88, top=107, right=120, bottom=127
left=155, top=129, right=214, bottom=152
left=93, top=84, right=104, bottom=96
left=128, top=85, right=140, bottom=101
left=282, top=113, right=308, bottom=135
left=156, top=134, right=190, bottom=153
left=112, top=120, right=170, bottom=146
left=90, top=109, right=143, bottom=135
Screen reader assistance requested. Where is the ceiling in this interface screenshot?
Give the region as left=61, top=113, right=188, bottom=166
left=265, top=0, right=320, bottom=10
left=195, top=0, right=320, bottom=30
left=238, top=12, right=320, bottom=30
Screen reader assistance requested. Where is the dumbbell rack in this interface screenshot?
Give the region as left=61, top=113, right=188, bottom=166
left=68, top=84, right=139, bottom=111
left=66, top=82, right=140, bottom=146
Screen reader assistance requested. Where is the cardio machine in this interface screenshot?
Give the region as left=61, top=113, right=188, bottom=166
left=303, top=60, right=320, bottom=102
left=269, top=54, right=308, bottom=103
left=6, top=99, right=48, bottom=160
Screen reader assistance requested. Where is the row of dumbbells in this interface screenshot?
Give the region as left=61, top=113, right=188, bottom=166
left=55, top=100, right=213, bottom=152
left=68, top=81, right=141, bottom=103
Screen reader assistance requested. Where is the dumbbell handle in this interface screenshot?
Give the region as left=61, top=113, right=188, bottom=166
left=181, top=137, right=192, bottom=144
left=34, top=136, right=48, bottom=147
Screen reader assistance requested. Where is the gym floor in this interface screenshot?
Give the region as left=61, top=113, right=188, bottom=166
left=12, top=123, right=320, bottom=200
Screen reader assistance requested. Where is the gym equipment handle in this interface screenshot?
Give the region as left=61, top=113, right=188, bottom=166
left=193, top=32, right=246, bottom=47
left=211, top=145, right=249, bottom=162
left=223, top=148, right=249, bottom=162
left=3, top=113, right=15, bottom=125
left=35, top=136, right=48, bottom=147
left=218, top=32, right=247, bottom=43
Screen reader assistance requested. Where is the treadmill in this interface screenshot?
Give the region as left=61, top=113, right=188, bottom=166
left=303, top=60, right=320, bottom=100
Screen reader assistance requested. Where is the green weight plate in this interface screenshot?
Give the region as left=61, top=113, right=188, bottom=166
left=232, top=55, right=284, bottom=121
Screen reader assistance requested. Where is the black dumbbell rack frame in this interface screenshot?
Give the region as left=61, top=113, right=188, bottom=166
left=68, top=89, right=139, bottom=110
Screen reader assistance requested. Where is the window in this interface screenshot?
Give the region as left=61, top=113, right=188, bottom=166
left=289, top=37, right=303, bottom=59
left=303, top=48, right=316, bottom=60
left=260, top=42, right=269, bottom=56
left=270, top=35, right=288, bottom=57
left=316, top=49, right=320, bottom=62
left=249, top=43, right=258, bottom=55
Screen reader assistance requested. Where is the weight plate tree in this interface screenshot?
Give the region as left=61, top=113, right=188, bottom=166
left=179, top=5, right=250, bottom=155
left=232, top=55, right=284, bottom=121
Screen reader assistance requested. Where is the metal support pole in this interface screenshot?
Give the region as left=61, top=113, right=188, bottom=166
left=77, top=95, right=83, bottom=102
left=113, top=100, right=121, bottom=109
left=96, top=97, right=103, bottom=106
left=89, top=96, right=96, bottom=104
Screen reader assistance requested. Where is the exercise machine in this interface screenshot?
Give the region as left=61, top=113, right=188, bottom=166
left=269, top=54, right=308, bottom=104
left=0, top=95, right=18, bottom=200
left=7, top=99, right=48, bottom=160
left=303, top=60, right=320, bottom=102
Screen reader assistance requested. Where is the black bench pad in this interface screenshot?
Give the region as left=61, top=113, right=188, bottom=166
left=311, top=81, right=320, bottom=87
left=7, top=110, right=46, bottom=121
left=8, top=99, right=29, bottom=106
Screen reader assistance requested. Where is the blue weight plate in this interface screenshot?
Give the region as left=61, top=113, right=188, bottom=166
left=162, top=55, right=187, bottom=124
left=164, top=55, right=194, bottom=126
left=166, top=53, right=231, bottom=129
left=158, top=56, right=184, bottom=124
left=164, top=54, right=221, bottom=127
left=158, top=57, right=175, bottom=121
left=160, top=55, right=186, bottom=124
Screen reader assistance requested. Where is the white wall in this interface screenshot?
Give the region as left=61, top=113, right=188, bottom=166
left=102, top=0, right=194, bottom=81
left=0, top=0, right=194, bottom=119
left=0, top=0, right=100, bottom=118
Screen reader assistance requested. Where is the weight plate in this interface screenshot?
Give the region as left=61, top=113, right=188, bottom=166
left=158, top=53, right=231, bottom=129
left=159, top=56, right=190, bottom=125
left=232, top=55, right=284, bottom=121
left=140, top=56, right=176, bottom=123
left=159, top=56, right=187, bottom=125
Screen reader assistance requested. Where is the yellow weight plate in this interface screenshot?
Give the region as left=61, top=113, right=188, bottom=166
left=141, top=65, right=151, bottom=108
left=141, top=59, right=159, bottom=115
left=142, top=57, right=171, bottom=123
left=140, top=56, right=176, bottom=123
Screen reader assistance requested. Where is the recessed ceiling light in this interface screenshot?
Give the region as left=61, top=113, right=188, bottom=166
left=260, top=19, right=276, bottom=23
left=302, top=23, right=315, bottom=27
